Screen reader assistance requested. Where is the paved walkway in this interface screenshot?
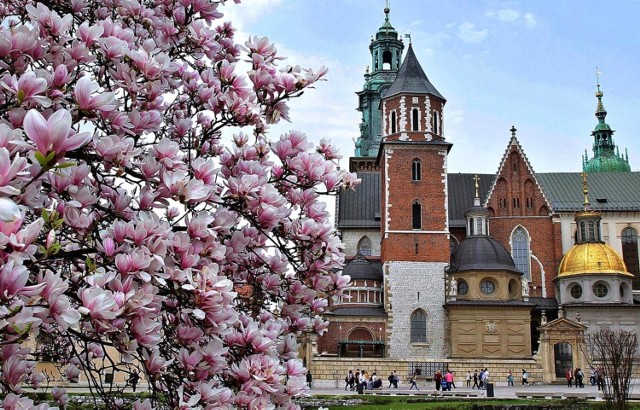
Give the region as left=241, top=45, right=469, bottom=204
left=308, top=381, right=629, bottom=400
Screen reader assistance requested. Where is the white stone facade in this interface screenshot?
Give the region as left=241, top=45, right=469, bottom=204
left=341, top=229, right=382, bottom=257
left=385, top=261, right=448, bottom=359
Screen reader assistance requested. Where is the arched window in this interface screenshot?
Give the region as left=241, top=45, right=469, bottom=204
left=412, top=159, right=421, bottom=181
left=391, top=111, right=397, bottom=134
left=412, top=201, right=421, bottom=230
left=357, top=236, right=372, bottom=256
left=410, top=309, right=427, bottom=343
left=512, top=226, right=531, bottom=281
left=622, top=227, right=640, bottom=287
left=412, top=108, right=419, bottom=131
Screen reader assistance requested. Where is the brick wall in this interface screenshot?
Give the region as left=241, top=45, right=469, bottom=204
left=486, top=143, right=563, bottom=298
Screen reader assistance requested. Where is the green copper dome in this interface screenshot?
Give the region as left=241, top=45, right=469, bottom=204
left=584, top=155, right=631, bottom=173
left=582, top=79, right=631, bottom=173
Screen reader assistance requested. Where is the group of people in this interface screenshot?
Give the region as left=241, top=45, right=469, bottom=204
left=432, top=369, right=458, bottom=391
left=344, top=369, right=385, bottom=391
left=342, top=367, right=540, bottom=392
left=566, top=367, right=605, bottom=389
left=467, top=369, right=491, bottom=389
left=565, top=367, right=585, bottom=388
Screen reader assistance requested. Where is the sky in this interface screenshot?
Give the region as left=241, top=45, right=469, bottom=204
left=223, top=0, right=640, bottom=175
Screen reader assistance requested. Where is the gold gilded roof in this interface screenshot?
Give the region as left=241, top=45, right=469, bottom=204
left=558, top=243, right=632, bottom=277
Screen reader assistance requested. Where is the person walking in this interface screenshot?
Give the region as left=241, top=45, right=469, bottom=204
left=507, top=370, right=514, bottom=387
left=434, top=369, right=442, bottom=391
left=306, top=371, right=313, bottom=388
left=466, top=371, right=471, bottom=388
left=444, top=370, right=454, bottom=391
left=574, top=367, right=579, bottom=388
left=576, top=368, right=584, bottom=388
left=409, top=372, right=419, bottom=390
left=478, top=369, right=485, bottom=389
left=472, top=370, right=479, bottom=389
left=345, top=370, right=354, bottom=391
left=481, top=368, right=489, bottom=390
left=565, top=368, right=573, bottom=387
left=522, top=369, right=529, bottom=386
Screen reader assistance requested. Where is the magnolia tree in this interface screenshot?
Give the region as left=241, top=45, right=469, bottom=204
left=0, top=0, right=357, bottom=408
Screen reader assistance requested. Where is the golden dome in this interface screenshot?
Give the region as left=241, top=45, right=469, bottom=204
left=557, top=243, right=632, bottom=277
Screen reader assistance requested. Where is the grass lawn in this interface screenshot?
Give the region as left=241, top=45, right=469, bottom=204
left=299, top=395, right=640, bottom=410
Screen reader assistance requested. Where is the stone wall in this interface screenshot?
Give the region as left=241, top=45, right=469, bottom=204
left=309, top=356, right=543, bottom=388
left=386, top=261, right=447, bottom=359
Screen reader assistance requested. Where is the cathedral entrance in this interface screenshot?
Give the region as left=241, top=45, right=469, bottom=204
left=554, top=342, right=573, bottom=377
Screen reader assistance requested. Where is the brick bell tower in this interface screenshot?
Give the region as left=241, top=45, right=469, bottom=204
left=378, top=40, right=451, bottom=358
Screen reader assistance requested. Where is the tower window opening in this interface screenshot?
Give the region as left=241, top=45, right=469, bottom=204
left=412, top=159, right=421, bottom=181
left=513, top=198, right=520, bottom=208
left=382, top=50, right=392, bottom=70
left=412, top=201, right=422, bottom=230
left=391, top=111, right=397, bottom=134
left=412, top=108, right=419, bottom=131
left=500, top=198, right=507, bottom=208
left=588, top=221, right=595, bottom=241
left=433, top=111, right=439, bottom=134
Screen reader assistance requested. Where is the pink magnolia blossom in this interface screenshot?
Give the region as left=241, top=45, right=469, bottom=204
left=0, top=0, right=356, bottom=408
left=23, top=109, right=91, bottom=157
left=75, top=76, right=116, bottom=112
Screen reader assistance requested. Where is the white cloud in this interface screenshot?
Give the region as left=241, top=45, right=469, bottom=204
left=222, top=0, right=283, bottom=35
left=524, top=13, right=537, bottom=28
left=457, top=22, right=489, bottom=44
left=486, top=9, right=537, bottom=29
left=496, top=9, right=520, bottom=22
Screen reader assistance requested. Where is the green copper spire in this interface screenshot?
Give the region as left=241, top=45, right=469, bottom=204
left=582, top=68, right=631, bottom=173
left=354, top=2, right=404, bottom=157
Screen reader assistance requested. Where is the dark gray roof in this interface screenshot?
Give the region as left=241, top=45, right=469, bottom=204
left=448, top=174, right=494, bottom=228
left=330, top=306, right=387, bottom=317
left=445, top=300, right=534, bottom=307
left=536, top=172, right=640, bottom=212
left=383, top=44, right=445, bottom=100
left=337, top=172, right=380, bottom=228
left=448, top=236, right=521, bottom=274
left=343, top=256, right=383, bottom=281
left=529, top=297, right=559, bottom=311
left=336, top=171, right=640, bottom=229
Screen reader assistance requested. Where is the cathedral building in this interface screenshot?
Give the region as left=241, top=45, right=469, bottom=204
left=313, top=5, right=640, bottom=384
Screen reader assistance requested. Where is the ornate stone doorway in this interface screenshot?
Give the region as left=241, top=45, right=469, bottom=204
left=537, top=316, right=587, bottom=384
left=554, top=342, right=573, bottom=377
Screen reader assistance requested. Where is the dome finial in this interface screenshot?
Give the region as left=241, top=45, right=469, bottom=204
left=510, top=125, right=517, bottom=139
left=384, top=0, right=390, bottom=22
left=473, top=175, right=480, bottom=199
left=594, top=67, right=606, bottom=116
left=581, top=172, right=590, bottom=211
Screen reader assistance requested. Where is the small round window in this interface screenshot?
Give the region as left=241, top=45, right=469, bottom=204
left=593, top=282, right=608, bottom=298
left=458, top=280, right=469, bottom=296
left=570, top=284, right=582, bottom=299
left=480, top=280, right=495, bottom=295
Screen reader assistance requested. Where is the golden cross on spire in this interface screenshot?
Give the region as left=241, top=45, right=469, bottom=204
left=473, top=175, right=480, bottom=198
left=581, top=172, right=590, bottom=210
